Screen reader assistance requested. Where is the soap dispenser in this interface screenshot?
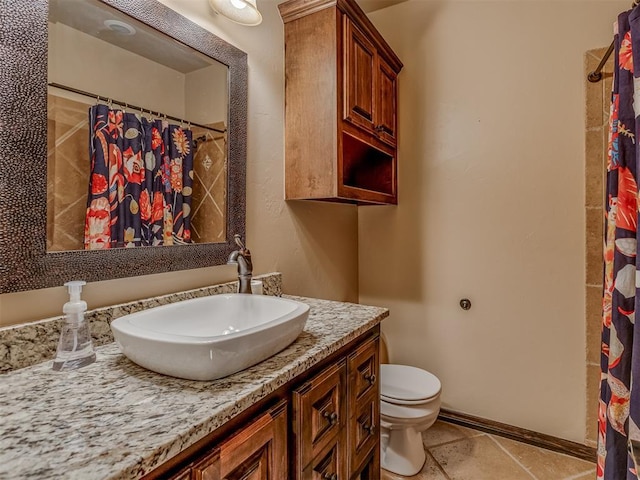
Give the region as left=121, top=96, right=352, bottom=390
left=52, top=281, right=96, bottom=371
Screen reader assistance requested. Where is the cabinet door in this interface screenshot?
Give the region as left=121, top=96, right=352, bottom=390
left=293, top=359, right=347, bottom=474
left=376, top=56, right=398, bottom=146
left=348, top=391, right=378, bottom=476
left=349, top=445, right=379, bottom=480
left=191, top=450, right=220, bottom=480
left=348, top=336, right=379, bottom=407
left=343, top=17, right=376, bottom=133
left=301, top=435, right=347, bottom=480
left=191, top=401, right=288, bottom=480
left=347, top=336, right=379, bottom=478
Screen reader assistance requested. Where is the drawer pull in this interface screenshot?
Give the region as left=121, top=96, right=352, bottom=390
left=323, top=411, right=338, bottom=425
left=363, top=373, right=376, bottom=385
left=362, top=422, right=376, bottom=435
left=322, top=474, right=338, bottom=480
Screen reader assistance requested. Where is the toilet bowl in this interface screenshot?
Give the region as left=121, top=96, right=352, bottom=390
left=380, top=363, right=442, bottom=476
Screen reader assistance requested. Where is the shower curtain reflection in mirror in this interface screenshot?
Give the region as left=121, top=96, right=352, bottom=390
left=84, top=104, right=194, bottom=249
left=46, top=92, right=229, bottom=252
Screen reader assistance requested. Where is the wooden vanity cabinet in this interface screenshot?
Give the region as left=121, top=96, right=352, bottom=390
left=147, top=329, right=380, bottom=480
left=293, top=335, right=380, bottom=480
left=167, top=401, right=288, bottom=480
left=279, top=0, right=402, bottom=205
left=193, top=403, right=288, bottom=479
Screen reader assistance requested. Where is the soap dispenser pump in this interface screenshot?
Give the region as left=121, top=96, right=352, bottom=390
left=52, top=281, right=96, bottom=371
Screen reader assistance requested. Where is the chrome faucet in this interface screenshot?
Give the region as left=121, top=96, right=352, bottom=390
left=227, top=234, right=253, bottom=294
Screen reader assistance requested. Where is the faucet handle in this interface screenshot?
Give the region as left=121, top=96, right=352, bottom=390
left=234, top=234, right=246, bottom=250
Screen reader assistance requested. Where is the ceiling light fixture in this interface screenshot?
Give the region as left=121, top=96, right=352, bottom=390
left=103, top=19, right=136, bottom=36
left=209, top=0, right=262, bottom=26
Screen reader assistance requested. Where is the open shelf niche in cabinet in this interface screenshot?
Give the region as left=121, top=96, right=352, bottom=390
left=279, top=0, right=403, bottom=205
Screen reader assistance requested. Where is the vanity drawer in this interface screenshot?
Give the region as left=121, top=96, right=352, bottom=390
left=293, top=359, right=347, bottom=471
left=348, top=336, right=379, bottom=406
left=301, top=435, right=347, bottom=480
left=348, top=390, right=378, bottom=476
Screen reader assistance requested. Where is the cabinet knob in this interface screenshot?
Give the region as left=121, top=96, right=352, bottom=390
left=375, top=125, right=385, bottom=133
left=362, top=422, right=376, bottom=436
left=323, top=411, right=338, bottom=425
left=363, top=373, right=376, bottom=385
left=322, top=474, right=338, bottom=480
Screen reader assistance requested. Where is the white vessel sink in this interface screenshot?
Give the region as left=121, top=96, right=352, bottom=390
left=110, top=294, right=310, bottom=381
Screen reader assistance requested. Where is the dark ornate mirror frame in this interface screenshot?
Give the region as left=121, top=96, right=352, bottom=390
left=0, top=0, right=247, bottom=293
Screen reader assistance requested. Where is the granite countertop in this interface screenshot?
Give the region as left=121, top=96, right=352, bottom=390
left=0, top=296, right=388, bottom=480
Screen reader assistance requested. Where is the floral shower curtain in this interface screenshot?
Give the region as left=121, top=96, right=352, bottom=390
left=84, top=104, right=194, bottom=249
left=599, top=9, right=640, bottom=480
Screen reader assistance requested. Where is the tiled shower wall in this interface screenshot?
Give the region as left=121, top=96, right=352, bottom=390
left=190, top=123, right=227, bottom=244
left=47, top=94, right=90, bottom=251
left=584, top=48, right=612, bottom=446
left=47, top=94, right=226, bottom=250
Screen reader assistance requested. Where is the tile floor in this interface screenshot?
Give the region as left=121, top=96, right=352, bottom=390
left=381, top=421, right=595, bottom=480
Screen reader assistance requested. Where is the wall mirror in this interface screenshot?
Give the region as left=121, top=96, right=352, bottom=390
left=0, top=0, right=247, bottom=293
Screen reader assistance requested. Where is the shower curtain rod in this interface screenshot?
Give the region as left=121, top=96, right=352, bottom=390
left=587, top=42, right=614, bottom=83
left=48, top=82, right=226, bottom=134
left=588, top=0, right=640, bottom=82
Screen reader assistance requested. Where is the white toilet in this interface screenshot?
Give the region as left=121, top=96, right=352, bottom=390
left=379, top=363, right=442, bottom=476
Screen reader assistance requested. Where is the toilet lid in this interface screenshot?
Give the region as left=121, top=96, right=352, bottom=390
left=380, top=364, right=441, bottom=402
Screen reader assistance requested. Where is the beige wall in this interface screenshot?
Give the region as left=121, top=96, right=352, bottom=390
left=49, top=22, right=186, bottom=117
left=0, top=0, right=358, bottom=327
left=360, top=0, right=626, bottom=443
left=185, top=63, right=228, bottom=125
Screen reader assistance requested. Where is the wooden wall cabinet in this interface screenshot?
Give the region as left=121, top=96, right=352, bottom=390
left=344, top=17, right=398, bottom=148
left=279, top=0, right=403, bottom=205
left=146, top=330, right=380, bottom=480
